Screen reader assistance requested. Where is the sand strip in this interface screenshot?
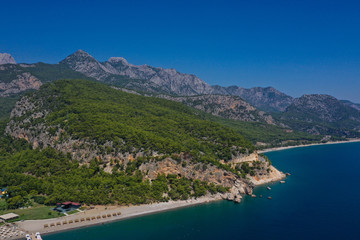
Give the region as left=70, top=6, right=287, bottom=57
left=258, top=139, right=360, bottom=153
left=14, top=194, right=223, bottom=239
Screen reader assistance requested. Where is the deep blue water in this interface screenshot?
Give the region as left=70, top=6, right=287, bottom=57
left=45, top=142, right=360, bottom=240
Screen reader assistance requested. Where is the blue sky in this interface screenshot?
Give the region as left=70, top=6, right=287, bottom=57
left=1, top=0, right=360, bottom=102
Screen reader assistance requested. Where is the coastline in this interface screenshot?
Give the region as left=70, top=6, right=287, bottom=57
left=258, top=138, right=360, bottom=153
left=13, top=165, right=286, bottom=239
left=12, top=139, right=348, bottom=239
left=13, top=194, right=223, bottom=239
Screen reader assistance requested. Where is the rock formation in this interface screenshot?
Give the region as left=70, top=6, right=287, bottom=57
left=0, top=53, right=16, bottom=65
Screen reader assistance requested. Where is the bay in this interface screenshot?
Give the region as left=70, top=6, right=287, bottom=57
left=44, top=142, right=360, bottom=240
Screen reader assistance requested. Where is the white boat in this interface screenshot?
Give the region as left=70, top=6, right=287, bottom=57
left=35, top=232, right=43, bottom=240
left=267, top=186, right=271, bottom=190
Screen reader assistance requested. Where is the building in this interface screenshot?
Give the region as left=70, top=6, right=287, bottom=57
left=54, top=202, right=81, bottom=213
left=0, top=213, right=19, bottom=221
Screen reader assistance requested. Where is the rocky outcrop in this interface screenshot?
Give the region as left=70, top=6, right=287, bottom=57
left=248, top=165, right=285, bottom=185
left=0, top=53, right=16, bottom=65
left=159, top=94, right=276, bottom=124
left=0, top=72, right=42, bottom=97
left=138, top=156, right=254, bottom=202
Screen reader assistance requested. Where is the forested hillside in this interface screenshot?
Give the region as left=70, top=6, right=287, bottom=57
left=7, top=79, right=254, bottom=162
left=0, top=79, right=265, bottom=209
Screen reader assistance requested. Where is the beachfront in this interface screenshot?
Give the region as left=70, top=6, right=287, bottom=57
left=12, top=194, right=223, bottom=239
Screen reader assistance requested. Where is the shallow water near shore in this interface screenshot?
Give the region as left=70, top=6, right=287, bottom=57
left=44, top=142, right=360, bottom=240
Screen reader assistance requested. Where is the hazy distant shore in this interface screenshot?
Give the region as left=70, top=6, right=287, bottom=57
left=258, top=139, right=360, bottom=153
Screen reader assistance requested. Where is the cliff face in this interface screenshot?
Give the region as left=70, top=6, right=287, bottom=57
left=0, top=64, right=42, bottom=97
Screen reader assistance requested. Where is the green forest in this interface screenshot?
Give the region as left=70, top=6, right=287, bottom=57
left=1, top=79, right=251, bottom=211
left=0, top=141, right=228, bottom=210
left=24, top=79, right=255, bottom=160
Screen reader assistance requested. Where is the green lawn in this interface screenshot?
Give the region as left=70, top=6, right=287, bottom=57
left=0, top=203, right=64, bottom=222
left=66, top=209, right=80, bottom=215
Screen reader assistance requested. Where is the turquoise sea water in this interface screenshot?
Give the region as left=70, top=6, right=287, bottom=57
left=45, top=142, right=360, bottom=240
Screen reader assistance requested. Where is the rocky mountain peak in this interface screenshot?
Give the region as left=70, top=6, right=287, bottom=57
left=60, top=50, right=111, bottom=80
left=0, top=53, right=16, bottom=65
left=62, top=49, right=95, bottom=61
left=108, top=57, right=129, bottom=65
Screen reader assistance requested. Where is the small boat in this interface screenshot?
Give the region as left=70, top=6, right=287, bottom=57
left=251, top=194, right=256, bottom=198
left=259, top=195, right=263, bottom=198
left=268, top=196, right=272, bottom=200
left=35, top=232, right=43, bottom=240
left=280, top=180, right=285, bottom=184
left=267, top=186, right=271, bottom=190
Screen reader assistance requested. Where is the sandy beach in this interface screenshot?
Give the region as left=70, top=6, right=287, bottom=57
left=12, top=194, right=223, bottom=239
left=258, top=139, right=360, bottom=153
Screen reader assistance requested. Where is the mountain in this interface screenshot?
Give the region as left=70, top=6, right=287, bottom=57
left=341, top=100, right=360, bottom=111
left=2, top=50, right=359, bottom=141
left=1, top=50, right=294, bottom=112
left=3, top=79, right=284, bottom=205
left=6, top=79, right=254, bottom=161
left=61, top=50, right=213, bottom=96
left=0, top=62, right=94, bottom=99
left=160, top=94, right=276, bottom=124
left=61, top=50, right=293, bottom=112
left=280, top=94, right=360, bottom=137
left=0, top=53, right=16, bottom=65
left=220, top=86, right=294, bottom=112
left=60, top=50, right=112, bottom=80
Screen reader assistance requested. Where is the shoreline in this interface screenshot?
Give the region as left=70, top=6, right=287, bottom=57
left=13, top=166, right=286, bottom=239
left=258, top=138, right=360, bottom=153
left=13, top=195, right=223, bottom=239
left=11, top=139, right=352, bottom=238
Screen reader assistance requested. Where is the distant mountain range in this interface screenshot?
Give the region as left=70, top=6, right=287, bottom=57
left=1, top=50, right=360, bottom=141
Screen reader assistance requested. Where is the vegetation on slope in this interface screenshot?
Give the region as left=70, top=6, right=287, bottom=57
left=1, top=79, right=256, bottom=210
left=0, top=144, right=228, bottom=209
left=25, top=79, right=254, bottom=160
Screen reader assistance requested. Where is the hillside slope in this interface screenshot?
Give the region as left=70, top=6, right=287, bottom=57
left=280, top=94, right=360, bottom=137
left=3, top=79, right=283, bottom=205
left=159, top=94, right=276, bottom=124
left=6, top=79, right=255, bottom=162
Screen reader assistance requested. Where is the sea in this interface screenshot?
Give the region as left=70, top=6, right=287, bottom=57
left=45, top=142, right=360, bottom=240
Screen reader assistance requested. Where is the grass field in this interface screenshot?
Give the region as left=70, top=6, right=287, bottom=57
left=0, top=203, right=64, bottom=222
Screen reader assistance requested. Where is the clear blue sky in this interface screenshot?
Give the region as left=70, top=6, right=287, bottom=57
left=1, top=0, right=360, bottom=102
